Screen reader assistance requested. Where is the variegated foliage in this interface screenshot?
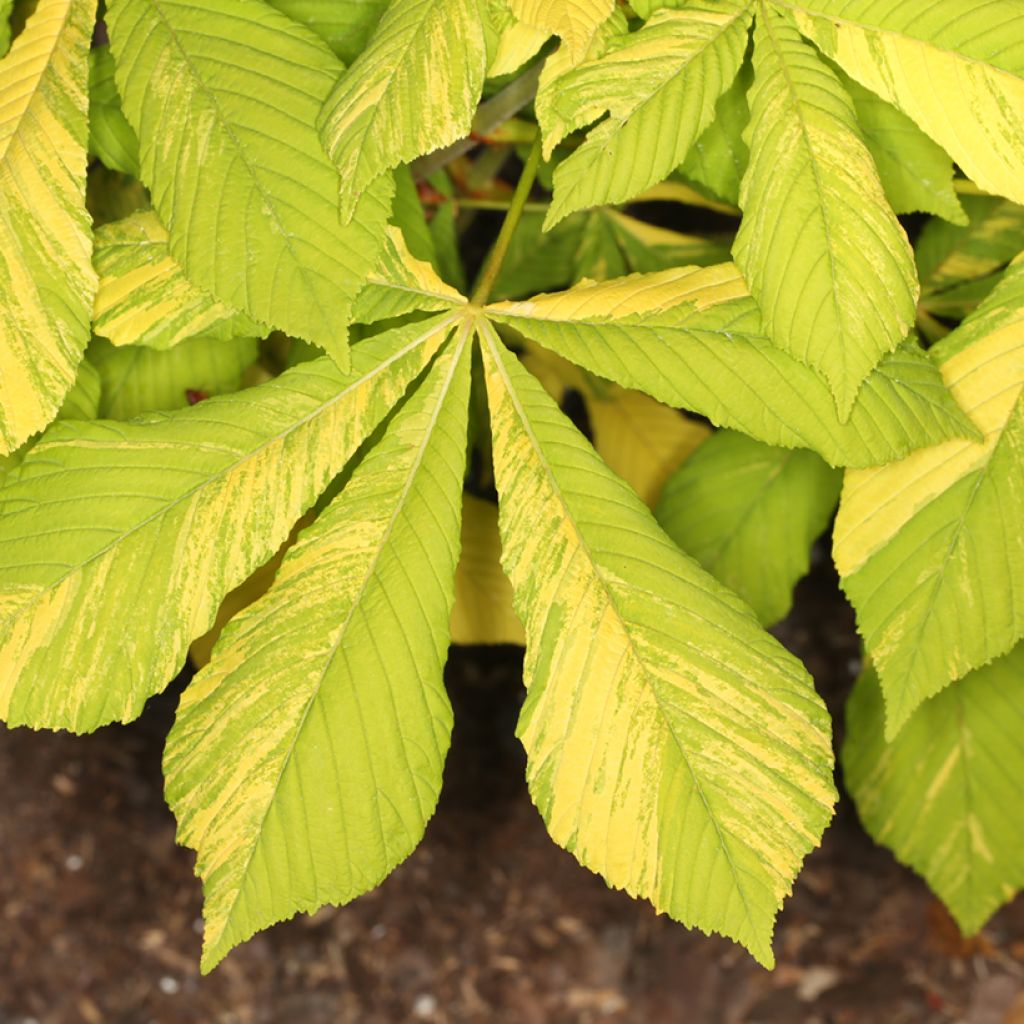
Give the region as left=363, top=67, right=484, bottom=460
left=1, top=0, right=1022, bottom=981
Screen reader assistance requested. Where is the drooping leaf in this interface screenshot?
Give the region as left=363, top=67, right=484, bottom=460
left=166, top=332, right=471, bottom=972
left=479, top=321, right=835, bottom=967
left=0, top=0, right=97, bottom=454
left=657, top=430, right=841, bottom=626
left=840, top=73, right=964, bottom=224
left=844, top=646, right=1024, bottom=934
left=88, top=335, right=258, bottom=419
left=541, top=1, right=753, bottom=226
left=317, top=0, right=487, bottom=222
left=508, top=0, right=613, bottom=61
left=834, top=258, right=1024, bottom=737
left=265, top=0, right=387, bottom=63
left=0, top=314, right=457, bottom=732
left=486, top=267, right=977, bottom=468
left=88, top=44, right=140, bottom=177
left=92, top=211, right=262, bottom=351
left=450, top=494, right=524, bottom=646
left=784, top=0, right=1024, bottom=206
left=108, top=0, right=393, bottom=367
left=734, top=8, right=917, bottom=417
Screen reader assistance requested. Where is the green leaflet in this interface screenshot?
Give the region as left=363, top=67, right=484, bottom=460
left=0, top=315, right=456, bottom=732
left=88, top=44, right=140, bottom=177
left=783, top=0, right=1024, bottom=206
left=678, top=59, right=752, bottom=206
left=840, top=73, right=964, bottom=224
left=166, top=332, right=471, bottom=972
left=486, top=267, right=977, bottom=468
left=317, top=0, right=487, bottom=222
left=844, top=646, right=1024, bottom=934
left=265, top=0, right=387, bottom=63
left=0, top=0, right=97, bottom=455
left=834, top=258, right=1024, bottom=737
left=108, top=0, right=393, bottom=368
left=88, top=335, right=258, bottom=419
left=480, top=321, right=835, bottom=968
left=735, top=7, right=917, bottom=417
left=541, top=1, right=753, bottom=226
left=917, top=196, right=1024, bottom=320
left=657, top=430, right=841, bottom=626
left=93, top=211, right=262, bottom=351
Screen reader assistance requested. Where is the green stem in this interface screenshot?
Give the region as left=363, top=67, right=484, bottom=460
left=471, top=135, right=543, bottom=306
left=455, top=197, right=549, bottom=213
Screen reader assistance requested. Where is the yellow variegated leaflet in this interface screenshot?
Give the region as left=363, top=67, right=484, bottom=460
left=107, top=0, right=394, bottom=369
left=844, top=645, right=1024, bottom=935
left=735, top=5, right=918, bottom=417
left=0, top=315, right=457, bottom=731
left=539, top=1, right=753, bottom=225
left=834, top=257, right=1024, bottom=738
left=0, top=0, right=96, bottom=454
left=508, top=0, right=614, bottom=62
left=479, top=320, right=834, bottom=967
left=317, top=0, right=487, bottom=222
left=166, top=329, right=473, bottom=972
left=92, top=211, right=262, bottom=350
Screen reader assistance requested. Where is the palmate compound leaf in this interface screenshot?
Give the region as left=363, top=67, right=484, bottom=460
left=0, top=0, right=97, bottom=454
left=317, top=0, right=487, bottom=223
left=0, top=314, right=460, bottom=732
left=107, top=0, right=393, bottom=370
left=657, top=430, right=841, bottom=627
left=539, top=0, right=753, bottom=227
left=485, top=266, right=978, bottom=469
left=844, top=645, right=1024, bottom=934
left=92, top=211, right=263, bottom=351
left=781, top=0, right=1024, bottom=207
left=507, top=0, right=614, bottom=62
left=734, top=6, right=917, bottom=417
left=833, top=257, right=1024, bottom=738
left=166, top=330, right=472, bottom=972
left=479, top=320, right=836, bottom=967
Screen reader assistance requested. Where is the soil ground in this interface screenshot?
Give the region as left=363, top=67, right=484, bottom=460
left=2, top=559, right=1023, bottom=1024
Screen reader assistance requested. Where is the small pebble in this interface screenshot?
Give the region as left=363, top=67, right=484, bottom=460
left=65, top=854, right=84, bottom=872
left=370, top=924, right=387, bottom=940
left=158, top=976, right=180, bottom=996
left=412, top=993, right=438, bottom=1018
